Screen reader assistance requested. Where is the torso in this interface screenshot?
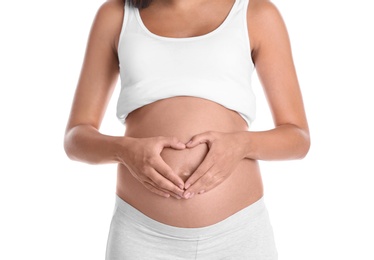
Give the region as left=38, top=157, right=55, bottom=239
left=115, top=0, right=263, bottom=228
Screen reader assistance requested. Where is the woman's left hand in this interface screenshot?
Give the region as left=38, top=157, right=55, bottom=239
left=183, top=131, right=248, bottom=199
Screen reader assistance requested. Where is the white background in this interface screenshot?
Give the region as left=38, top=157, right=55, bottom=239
left=1, top=0, right=373, bottom=259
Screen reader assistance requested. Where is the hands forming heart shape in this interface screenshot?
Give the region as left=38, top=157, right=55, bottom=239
left=122, top=131, right=247, bottom=200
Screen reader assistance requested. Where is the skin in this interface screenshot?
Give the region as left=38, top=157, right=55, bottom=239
left=64, top=0, right=310, bottom=227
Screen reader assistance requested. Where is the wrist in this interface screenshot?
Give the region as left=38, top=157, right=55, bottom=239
left=238, top=131, right=257, bottom=160
left=114, top=136, right=136, bottom=165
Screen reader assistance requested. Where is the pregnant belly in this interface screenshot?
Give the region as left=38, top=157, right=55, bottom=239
left=116, top=96, right=264, bottom=227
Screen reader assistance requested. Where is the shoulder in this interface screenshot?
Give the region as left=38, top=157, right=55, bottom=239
left=247, top=0, right=283, bottom=25
left=248, top=0, right=278, bottom=18
left=247, top=0, right=288, bottom=50
left=96, top=0, right=124, bottom=17
left=90, top=0, right=125, bottom=51
left=93, top=0, right=124, bottom=30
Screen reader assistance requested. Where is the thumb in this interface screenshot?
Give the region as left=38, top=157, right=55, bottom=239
left=162, top=137, right=186, bottom=150
left=186, top=132, right=214, bottom=148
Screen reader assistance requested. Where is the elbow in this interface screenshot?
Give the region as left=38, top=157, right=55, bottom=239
left=64, top=144, right=75, bottom=162
left=63, top=131, right=76, bottom=161
left=63, top=125, right=103, bottom=165
left=296, top=130, right=311, bottom=160
left=63, top=127, right=82, bottom=162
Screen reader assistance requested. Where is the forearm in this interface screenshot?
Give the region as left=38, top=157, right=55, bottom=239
left=242, top=124, right=310, bottom=161
left=64, top=124, right=130, bottom=165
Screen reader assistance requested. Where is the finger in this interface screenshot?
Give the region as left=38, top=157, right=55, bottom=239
left=186, top=132, right=214, bottom=148
left=184, top=158, right=214, bottom=192
left=144, top=180, right=183, bottom=200
left=160, top=136, right=186, bottom=150
left=143, top=182, right=170, bottom=198
left=144, top=181, right=183, bottom=200
left=185, top=167, right=225, bottom=197
left=148, top=168, right=185, bottom=197
left=153, top=158, right=185, bottom=190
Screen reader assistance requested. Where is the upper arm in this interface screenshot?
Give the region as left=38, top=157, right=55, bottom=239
left=65, top=0, right=124, bottom=132
left=247, top=0, right=309, bottom=132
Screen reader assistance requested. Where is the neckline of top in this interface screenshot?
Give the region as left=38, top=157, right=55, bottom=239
left=134, top=0, right=239, bottom=42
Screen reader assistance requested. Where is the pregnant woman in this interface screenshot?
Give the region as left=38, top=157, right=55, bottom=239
left=64, top=0, right=310, bottom=259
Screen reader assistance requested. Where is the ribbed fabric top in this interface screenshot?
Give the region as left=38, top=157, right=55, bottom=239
left=116, top=0, right=256, bottom=127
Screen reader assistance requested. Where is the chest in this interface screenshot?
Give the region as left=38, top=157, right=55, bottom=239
left=138, top=0, right=236, bottom=39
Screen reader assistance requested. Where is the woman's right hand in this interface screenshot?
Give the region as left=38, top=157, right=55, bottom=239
left=119, top=136, right=186, bottom=199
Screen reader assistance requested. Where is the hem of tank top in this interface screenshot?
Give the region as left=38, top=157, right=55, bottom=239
left=118, top=115, right=252, bottom=128
left=117, top=115, right=252, bottom=128
left=116, top=97, right=253, bottom=128
left=133, top=0, right=239, bottom=42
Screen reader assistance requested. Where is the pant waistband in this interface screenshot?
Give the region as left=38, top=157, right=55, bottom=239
left=114, top=194, right=267, bottom=239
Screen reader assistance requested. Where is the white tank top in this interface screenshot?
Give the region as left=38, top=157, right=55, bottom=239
left=116, top=0, right=256, bottom=127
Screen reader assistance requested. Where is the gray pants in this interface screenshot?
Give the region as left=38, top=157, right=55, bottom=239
left=105, top=195, right=278, bottom=260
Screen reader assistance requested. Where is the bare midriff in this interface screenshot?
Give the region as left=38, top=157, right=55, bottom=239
left=116, top=96, right=263, bottom=228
